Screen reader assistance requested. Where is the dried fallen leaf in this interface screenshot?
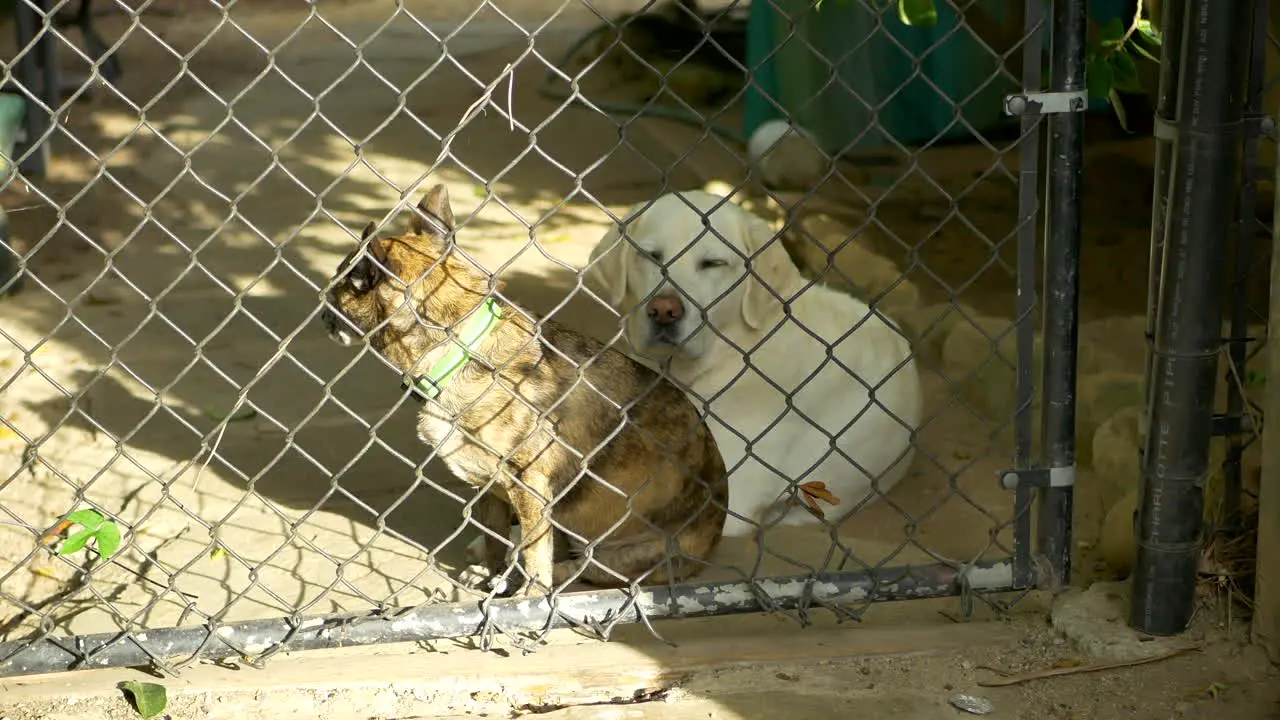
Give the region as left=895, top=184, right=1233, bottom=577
left=1051, top=658, right=1083, bottom=669
left=39, top=519, right=76, bottom=546
left=800, top=481, right=841, bottom=505
left=797, top=482, right=841, bottom=518
left=30, top=566, right=58, bottom=579
left=1181, top=681, right=1229, bottom=700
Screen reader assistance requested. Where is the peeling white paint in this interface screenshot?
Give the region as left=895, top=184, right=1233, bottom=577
left=963, top=562, right=1014, bottom=590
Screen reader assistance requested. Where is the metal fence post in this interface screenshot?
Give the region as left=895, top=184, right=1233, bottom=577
left=1037, top=0, right=1089, bottom=590
left=1130, top=0, right=1253, bottom=637
left=1220, top=1, right=1271, bottom=537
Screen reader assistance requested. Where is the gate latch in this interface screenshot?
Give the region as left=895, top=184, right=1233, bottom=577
left=1004, top=90, right=1088, bottom=117
left=999, top=466, right=1075, bottom=490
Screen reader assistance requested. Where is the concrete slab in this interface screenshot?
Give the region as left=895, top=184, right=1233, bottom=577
left=0, top=620, right=1018, bottom=720
left=1051, top=581, right=1203, bottom=662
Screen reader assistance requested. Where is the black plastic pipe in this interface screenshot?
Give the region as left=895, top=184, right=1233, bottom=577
left=1037, top=0, right=1088, bottom=590
left=1130, top=0, right=1252, bottom=636
left=1140, top=0, right=1186, bottom=479
left=0, top=560, right=1016, bottom=679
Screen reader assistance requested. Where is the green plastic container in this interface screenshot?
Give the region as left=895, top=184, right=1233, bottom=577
left=0, top=92, right=26, bottom=297
left=743, top=0, right=1130, bottom=153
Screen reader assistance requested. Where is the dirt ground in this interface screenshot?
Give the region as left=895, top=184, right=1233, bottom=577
left=0, top=0, right=1275, bottom=717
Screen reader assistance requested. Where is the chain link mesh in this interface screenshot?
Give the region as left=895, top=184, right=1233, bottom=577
left=0, top=0, right=1085, bottom=675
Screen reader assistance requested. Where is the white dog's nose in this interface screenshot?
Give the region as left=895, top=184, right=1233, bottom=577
left=647, top=295, right=684, bottom=325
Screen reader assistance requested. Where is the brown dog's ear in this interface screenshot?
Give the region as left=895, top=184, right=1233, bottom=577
left=411, top=183, right=455, bottom=237
left=740, top=210, right=794, bottom=330
left=348, top=222, right=389, bottom=292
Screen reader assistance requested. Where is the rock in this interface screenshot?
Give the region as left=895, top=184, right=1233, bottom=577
left=1091, top=405, right=1142, bottom=507
left=784, top=213, right=919, bottom=313
left=1075, top=374, right=1143, bottom=468
left=747, top=119, right=827, bottom=191
left=1079, top=316, right=1146, bottom=374
left=897, top=303, right=977, bottom=365
left=1097, top=490, right=1137, bottom=577
left=941, top=315, right=1042, bottom=419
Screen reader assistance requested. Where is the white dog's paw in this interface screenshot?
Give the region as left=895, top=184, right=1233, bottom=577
left=458, top=564, right=511, bottom=595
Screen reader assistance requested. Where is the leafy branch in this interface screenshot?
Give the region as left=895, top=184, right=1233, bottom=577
left=1085, top=1, right=1163, bottom=131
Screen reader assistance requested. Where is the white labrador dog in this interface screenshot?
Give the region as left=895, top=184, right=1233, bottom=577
left=584, top=191, right=922, bottom=538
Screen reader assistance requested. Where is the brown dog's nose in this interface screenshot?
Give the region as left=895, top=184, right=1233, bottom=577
left=647, top=295, right=684, bottom=325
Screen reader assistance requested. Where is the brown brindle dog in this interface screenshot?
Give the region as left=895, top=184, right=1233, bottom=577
left=319, top=184, right=729, bottom=596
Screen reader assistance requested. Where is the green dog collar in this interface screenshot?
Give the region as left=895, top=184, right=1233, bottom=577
left=412, top=297, right=503, bottom=399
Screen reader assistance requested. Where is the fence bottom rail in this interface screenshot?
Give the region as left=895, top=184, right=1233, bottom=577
left=0, top=560, right=1020, bottom=679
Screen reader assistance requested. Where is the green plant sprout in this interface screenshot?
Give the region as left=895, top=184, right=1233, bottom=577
left=56, top=508, right=123, bottom=560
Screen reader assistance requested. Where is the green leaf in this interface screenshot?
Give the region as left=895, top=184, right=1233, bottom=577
left=120, top=680, right=169, bottom=719
left=1109, top=88, right=1132, bottom=133
left=58, top=528, right=94, bottom=556
left=897, top=0, right=938, bottom=27
left=1135, top=18, right=1162, bottom=45
left=1129, top=40, right=1161, bottom=63
left=65, top=508, right=104, bottom=531
left=95, top=521, right=122, bottom=560
left=1246, top=370, right=1268, bottom=386
left=1100, top=17, right=1126, bottom=48
left=1086, top=55, right=1115, bottom=99
left=1109, top=51, right=1142, bottom=93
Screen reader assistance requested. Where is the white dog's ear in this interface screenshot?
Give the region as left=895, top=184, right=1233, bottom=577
left=740, top=212, right=794, bottom=330
left=585, top=218, right=633, bottom=309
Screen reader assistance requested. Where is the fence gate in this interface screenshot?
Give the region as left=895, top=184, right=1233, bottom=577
left=0, top=0, right=1084, bottom=677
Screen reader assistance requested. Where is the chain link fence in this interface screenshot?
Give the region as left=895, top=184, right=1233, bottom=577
left=0, top=0, right=1191, bottom=677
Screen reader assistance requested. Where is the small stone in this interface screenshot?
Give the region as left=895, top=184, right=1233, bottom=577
left=948, top=693, right=995, bottom=715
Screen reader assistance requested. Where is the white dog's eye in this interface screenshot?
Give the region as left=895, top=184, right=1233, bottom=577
left=698, top=259, right=728, bottom=270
